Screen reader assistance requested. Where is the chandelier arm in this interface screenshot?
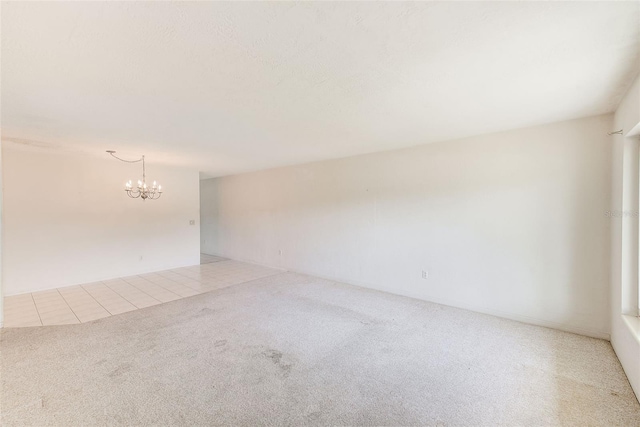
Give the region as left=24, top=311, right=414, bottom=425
left=126, top=188, right=141, bottom=198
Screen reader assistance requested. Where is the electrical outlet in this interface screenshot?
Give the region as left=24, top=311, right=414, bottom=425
left=422, top=270, right=429, bottom=279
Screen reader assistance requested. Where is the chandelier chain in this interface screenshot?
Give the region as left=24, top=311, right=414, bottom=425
left=107, top=150, right=143, bottom=163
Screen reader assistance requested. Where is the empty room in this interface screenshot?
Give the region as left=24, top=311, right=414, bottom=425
left=1, top=1, right=640, bottom=426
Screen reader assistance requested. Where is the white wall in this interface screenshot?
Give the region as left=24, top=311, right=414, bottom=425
left=201, top=114, right=612, bottom=339
left=2, top=146, right=200, bottom=295
left=611, top=73, right=640, bottom=399
left=0, top=140, right=3, bottom=325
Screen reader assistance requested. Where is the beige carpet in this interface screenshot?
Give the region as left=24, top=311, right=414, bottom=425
left=1, top=272, right=639, bottom=426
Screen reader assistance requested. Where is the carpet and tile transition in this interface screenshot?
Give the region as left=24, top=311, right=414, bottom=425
left=1, top=271, right=639, bottom=426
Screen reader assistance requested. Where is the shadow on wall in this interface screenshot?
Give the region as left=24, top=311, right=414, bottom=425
left=200, top=178, right=221, bottom=256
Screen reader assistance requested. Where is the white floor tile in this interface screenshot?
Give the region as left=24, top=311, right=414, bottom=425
left=3, top=258, right=280, bottom=329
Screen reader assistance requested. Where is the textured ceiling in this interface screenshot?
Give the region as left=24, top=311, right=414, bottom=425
left=2, top=1, right=639, bottom=177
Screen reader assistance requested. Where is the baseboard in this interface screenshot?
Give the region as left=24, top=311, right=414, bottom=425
left=202, top=252, right=288, bottom=273
left=287, top=267, right=611, bottom=340
left=212, top=253, right=610, bottom=341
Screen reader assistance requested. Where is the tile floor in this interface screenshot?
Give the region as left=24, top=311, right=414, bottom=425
left=3, top=255, right=280, bottom=328
left=200, top=253, right=226, bottom=264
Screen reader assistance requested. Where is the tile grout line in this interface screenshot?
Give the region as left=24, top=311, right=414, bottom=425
left=144, top=264, right=208, bottom=281
left=168, top=278, right=208, bottom=292
left=132, top=270, right=184, bottom=298
left=136, top=276, right=199, bottom=297
left=170, top=261, right=233, bottom=281
left=77, top=284, right=113, bottom=318
left=150, top=271, right=193, bottom=284
left=171, top=268, right=224, bottom=284
left=149, top=267, right=216, bottom=288
left=80, top=283, right=123, bottom=316
left=123, top=276, right=183, bottom=299
left=55, top=289, right=82, bottom=324
left=103, top=280, right=163, bottom=309
left=102, top=281, right=152, bottom=309
left=30, top=293, right=43, bottom=327
left=141, top=265, right=244, bottom=296
left=82, top=283, right=136, bottom=315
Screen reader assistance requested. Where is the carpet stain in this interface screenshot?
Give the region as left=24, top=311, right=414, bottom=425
left=305, top=411, right=321, bottom=421
left=193, top=307, right=216, bottom=318
left=262, top=349, right=292, bottom=377
left=263, top=349, right=283, bottom=364
left=214, top=340, right=227, bottom=348
left=108, top=363, right=132, bottom=378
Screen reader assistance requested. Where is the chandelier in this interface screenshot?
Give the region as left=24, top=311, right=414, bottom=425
left=107, top=150, right=163, bottom=200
